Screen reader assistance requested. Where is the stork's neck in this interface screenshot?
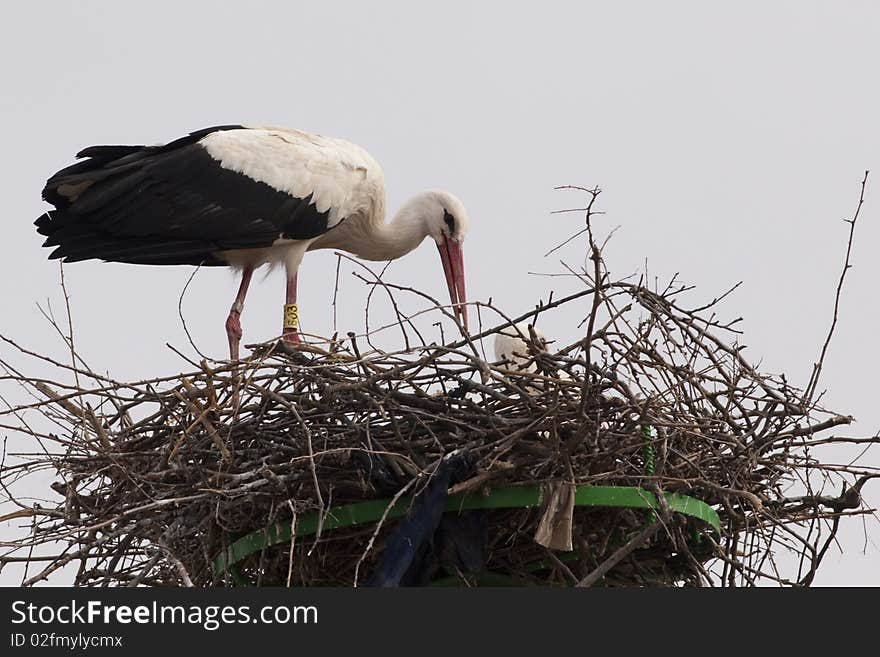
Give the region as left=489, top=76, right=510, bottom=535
left=354, top=198, right=432, bottom=262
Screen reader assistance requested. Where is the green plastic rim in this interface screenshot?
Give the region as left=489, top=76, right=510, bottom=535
left=213, top=484, right=720, bottom=577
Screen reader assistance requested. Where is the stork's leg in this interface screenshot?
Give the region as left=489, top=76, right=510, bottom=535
left=225, top=265, right=254, bottom=361
left=282, top=272, right=301, bottom=344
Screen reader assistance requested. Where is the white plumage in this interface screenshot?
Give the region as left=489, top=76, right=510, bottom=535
left=201, top=127, right=384, bottom=227
left=494, top=323, right=547, bottom=373
left=494, top=322, right=571, bottom=381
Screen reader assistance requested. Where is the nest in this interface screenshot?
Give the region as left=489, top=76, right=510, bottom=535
left=4, top=182, right=878, bottom=586
left=2, top=272, right=875, bottom=587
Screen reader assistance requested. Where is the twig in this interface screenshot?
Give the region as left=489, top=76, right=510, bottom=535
left=577, top=521, right=662, bottom=587
left=806, top=170, right=869, bottom=400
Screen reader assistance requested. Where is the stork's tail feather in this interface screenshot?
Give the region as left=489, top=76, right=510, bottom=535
left=36, top=124, right=246, bottom=266
left=34, top=212, right=53, bottom=237
left=75, top=144, right=149, bottom=160
left=35, top=211, right=226, bottom=266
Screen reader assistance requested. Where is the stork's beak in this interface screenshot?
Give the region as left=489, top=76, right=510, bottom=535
left=437, top=237, right=468, bottom=332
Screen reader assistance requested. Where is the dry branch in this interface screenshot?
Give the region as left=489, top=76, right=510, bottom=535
left=1, top=180, right=876, bottom=587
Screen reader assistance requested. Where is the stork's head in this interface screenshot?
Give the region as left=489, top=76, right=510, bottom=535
left=423, top=190, right=469, bottom=332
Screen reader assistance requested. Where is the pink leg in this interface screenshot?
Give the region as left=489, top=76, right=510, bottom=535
left=225, top=266, right=254, bottom=360
left=282, top=272, right=301, bottom=344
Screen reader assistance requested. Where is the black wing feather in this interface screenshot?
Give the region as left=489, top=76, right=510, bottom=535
left=37, top=125, right=334, bottom=266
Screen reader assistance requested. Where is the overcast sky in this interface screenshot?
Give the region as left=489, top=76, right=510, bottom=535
left=2, top=1, right=879, bottom=585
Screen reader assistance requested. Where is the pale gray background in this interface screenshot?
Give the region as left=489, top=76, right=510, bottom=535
left=1, top=1, right=878, bottom=585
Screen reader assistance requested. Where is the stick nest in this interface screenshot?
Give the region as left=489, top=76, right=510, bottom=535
left=3, top=274, right=875, bottom=587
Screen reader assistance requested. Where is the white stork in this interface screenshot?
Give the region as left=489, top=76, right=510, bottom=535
left=36, top=125, right=470, bottom=359
left=494, top=322, right=548, bottom=373
left=494, top=322, right=572, bottom=380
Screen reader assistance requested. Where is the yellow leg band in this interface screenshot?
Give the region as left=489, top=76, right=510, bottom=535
left=283, top=303, right=299, bottom=330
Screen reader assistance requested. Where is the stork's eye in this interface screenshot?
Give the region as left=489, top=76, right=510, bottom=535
left=443, top=210, right=455, bottom=233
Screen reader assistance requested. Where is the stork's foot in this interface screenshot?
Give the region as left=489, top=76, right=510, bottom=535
left=242, top=338, right=311, bottom=363
left=273, top=328, right=301, bottom=354
left=282, top=328, right=302, bottom=345
left=275, top=335, right=311, bottom=362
